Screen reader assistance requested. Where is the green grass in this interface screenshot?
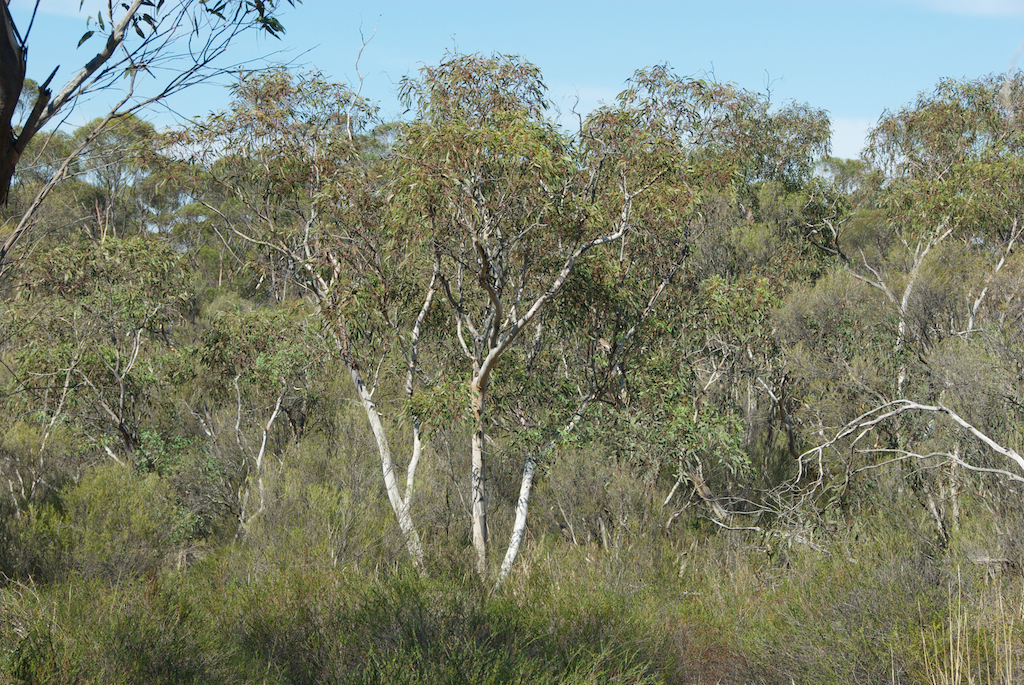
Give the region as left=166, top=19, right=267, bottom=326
left=3, top=443, right=1023, bottom=684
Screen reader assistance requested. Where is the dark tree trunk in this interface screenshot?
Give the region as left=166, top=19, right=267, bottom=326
left=0, top=3, right=55, bottom=206
left=0, top=2, right=26, bottom=204
left=0, top=3, right=25, bottom=205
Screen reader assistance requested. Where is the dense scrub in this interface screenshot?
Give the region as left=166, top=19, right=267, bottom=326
left=1, top=479, right=1019, bottom=684
left=2, top=59, right=1024, bottom=683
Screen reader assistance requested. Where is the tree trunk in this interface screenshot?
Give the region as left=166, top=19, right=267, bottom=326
left=495, top=396, right=596, bottom=586
left=349, top=362, right=426, bottom=574
left=0, top=2, right=25, bottom=205
left=496, top=454, right=535, bottom=584
left=331, top=322, right=426, bottom=574
left=470, top=372, right=488, bottom=575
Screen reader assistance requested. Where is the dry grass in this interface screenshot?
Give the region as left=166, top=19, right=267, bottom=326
left=918, top=571, right=1020, bottom=685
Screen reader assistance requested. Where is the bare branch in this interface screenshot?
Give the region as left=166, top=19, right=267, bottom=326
left=804, top=398, right=1024, bottom=482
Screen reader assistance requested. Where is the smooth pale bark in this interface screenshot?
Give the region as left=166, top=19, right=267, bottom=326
left=459, top=191, right=636, bottom=576
left=804, top=399, right=1024, bottom=484
left=967, top=218, right=1020, bottom=332
left=397, top=270, right=436, bottom=518
left=319, top=257, right=434, bottom=576
left=236, top=385, right=285, bottom=536
left=496, top=453, right=535, bottom=583
left=495, top=397, right=592, bottom=585
left=851, top=222, right=953, bottom=396
left=470, top=379, right=488, bottom=574
left=228, top=260, right=430, bottom=574
left=73, top=327, right=144, bottom=453
left=343, top=339, right=426, bottom=574
left=494, top=260, right=680, bottom=585
left=239, top=210, right=431, bottom=574
left=176, top=56, right=432, bottom=572
left=210, top=181, right=431, bottom=574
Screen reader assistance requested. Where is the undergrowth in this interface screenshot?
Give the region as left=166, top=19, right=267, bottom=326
left=2, top=526, right=1020, bottom=684
left=1, top=442, right=1022, bottom=684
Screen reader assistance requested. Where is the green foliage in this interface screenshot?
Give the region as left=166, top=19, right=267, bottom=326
left=0, top=564, right=667, bottom=684
left=5, top=56, right=1024, bottom=685
left=7, top=509, right=1019, bottom=685
left=2, top=236, right=193, bottom=455
left=17, top=235, right=192, bottom=321
left=869, top=73, right=1024, bottom=246
left=197, top=302, right=321, bottom=399
left=700, top=273, right=779, bottom=342
left=63, top=464, right=181, bottom=581
left=163, top=67, right=378, bottom=305
left=671, top=405, right=748, bottom=477
left=532, top=442, right=656, bottom=552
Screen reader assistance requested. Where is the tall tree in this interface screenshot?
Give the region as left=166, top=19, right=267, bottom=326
left=0, top=0, right=300, bottom=269
left=166, top=67, right=433, bottom=573
left=395, top=57, right=791, bottom=575
left=784, top=74, right=1024, bottom=546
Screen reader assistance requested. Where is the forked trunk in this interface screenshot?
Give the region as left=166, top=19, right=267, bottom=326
left=349, top=363, right=426, bottom=574
left=331, top=323, right=426, bottom=574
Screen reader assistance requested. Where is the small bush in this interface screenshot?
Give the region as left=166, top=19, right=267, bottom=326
left=64, top=464, right=180, bottom=581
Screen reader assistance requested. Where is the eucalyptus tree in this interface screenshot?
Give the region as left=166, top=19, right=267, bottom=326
left=571, top=75, right=832, bottom=530
left=0, top=0, right=300, bottom=270
left=194, top=302, right=325, bottom=537
left=169, top=57, right=833, bottom=578
left=166, top=67, right=434, bottom=572
left=784, top=74, right=1024, bottom=546
left=393, top=58, right=827, bottom=576
left=69, top=114, right=173, bottom=240
left=0, top=236, right=193, bottom=520
left=865, top=74, right=1024, bottom=340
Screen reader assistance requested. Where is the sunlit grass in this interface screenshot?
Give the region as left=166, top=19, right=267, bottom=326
left=919, top=571, right=1019, bottom=685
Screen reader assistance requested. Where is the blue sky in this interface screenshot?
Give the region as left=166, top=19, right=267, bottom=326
left=10, top=0, right=1024, bottom=159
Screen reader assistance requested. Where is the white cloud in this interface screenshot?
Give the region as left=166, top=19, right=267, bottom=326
left=831, top=117, right=873, bottom=160
left=904, top=0, right=1024, bottom=17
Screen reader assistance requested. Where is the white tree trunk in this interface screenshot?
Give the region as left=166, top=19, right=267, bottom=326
left=496, top=455, right=536, bottom=584
left=494, top=395, right=597, bottom=586
left=349, top=363, right=426, bottom=574
left=470, top=375, right=488, bottom=575
left=237, top=389, right=285, bottom=536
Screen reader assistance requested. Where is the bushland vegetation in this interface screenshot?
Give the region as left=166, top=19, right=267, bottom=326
left=2, top=45, right=1024, bottom=683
